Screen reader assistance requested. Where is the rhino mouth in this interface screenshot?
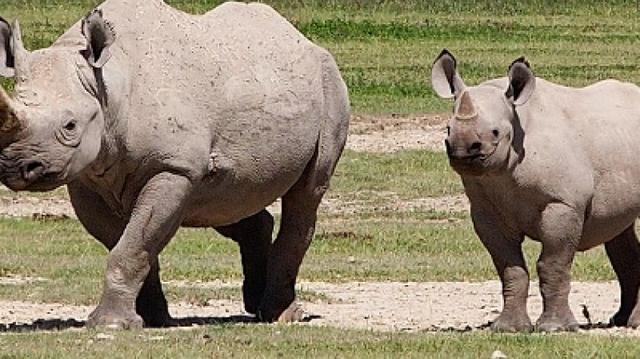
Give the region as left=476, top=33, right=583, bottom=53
left=0, top=165, right=67, bottom=192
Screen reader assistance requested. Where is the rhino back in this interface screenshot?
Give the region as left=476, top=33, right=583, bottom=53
left=58, top=1, right=339, bottom=223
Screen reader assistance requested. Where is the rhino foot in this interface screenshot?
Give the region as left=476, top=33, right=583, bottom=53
left=610, top=310, right=631, bottom=327
left=626, top=310, right=640, bottom=328
left=277, top=302, right=305, bottom=323
left=242, top=279, right=266, bottom=315
left=490, top=312, right=533, bottom=333
left=536, top=312, right=579, bottom=332
left=87, top=306, right=144, bottom=330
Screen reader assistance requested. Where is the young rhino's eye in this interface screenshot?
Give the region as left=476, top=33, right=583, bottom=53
left=492, top=129, right=500, bottom=137
left=64, top=120, right=77, bottom=132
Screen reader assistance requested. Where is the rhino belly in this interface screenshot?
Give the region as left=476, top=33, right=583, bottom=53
left=182, top=145, right=314, bottom=227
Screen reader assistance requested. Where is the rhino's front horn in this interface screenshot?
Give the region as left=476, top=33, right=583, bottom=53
left=455, top=90, right=478, bottom=121
left=0, top=87, right=21, bottom=133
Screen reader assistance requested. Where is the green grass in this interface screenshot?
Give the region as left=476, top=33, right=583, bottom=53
left=0, top=214, right=615, bottom=305
left=1, top=326, right=640, bottom=358
left=332, top=150, right=462, bottom=199
left=1, top=1, right=639, bottom=114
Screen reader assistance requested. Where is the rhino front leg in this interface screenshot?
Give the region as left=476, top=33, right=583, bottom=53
left=86, top=173, right=191, bottom=330
left=535, top=203, right=580, bottom=332
left=69, top=181, right=173, bottom=328
left=471, top=209, right=532, bottom=332
left=215, top=210, right=274, bottom=315
left=605, top=223, right=640, bottom=327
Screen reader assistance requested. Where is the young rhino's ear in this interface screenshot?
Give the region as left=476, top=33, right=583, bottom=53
left=81, top=9, right=116, bottom=69
left=431, top=49, right=466, bottom=99
left=0, top=17, right=15, bottom=78
left=506, top=57, right=536, bottom=106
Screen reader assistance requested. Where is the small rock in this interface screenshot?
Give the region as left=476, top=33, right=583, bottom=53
left=347, top=256, right=356, bottom=263
left=491, top=350, right=507, bottom=359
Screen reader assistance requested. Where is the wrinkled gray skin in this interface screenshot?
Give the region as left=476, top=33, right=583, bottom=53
left=432, top=49, right=640, bottom=332
left=0, top=0, right=349, bottom=329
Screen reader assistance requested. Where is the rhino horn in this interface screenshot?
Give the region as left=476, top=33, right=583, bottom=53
left=10, top=20, right=30, bottom=80
left=0, top=87, right=21, bottom=133
left=455, top=90, right=477, bottom=121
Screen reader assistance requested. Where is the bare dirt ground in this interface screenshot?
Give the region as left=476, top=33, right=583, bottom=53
left=0, top=280, right=634, bottom=336
left=346, top=114, right=448, bottom=153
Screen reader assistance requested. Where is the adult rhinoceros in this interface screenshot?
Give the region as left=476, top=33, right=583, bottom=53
left=0, top=0, right=349, bottom=329
left=432, top=49, right=640, bottom=332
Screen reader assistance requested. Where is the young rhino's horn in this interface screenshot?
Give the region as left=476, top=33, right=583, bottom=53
left=455, top=90, right=477, bottom=121
left=0, top=88, right=21, bottom=133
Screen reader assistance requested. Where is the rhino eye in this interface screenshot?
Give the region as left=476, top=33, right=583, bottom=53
left=64, top=120, right=77, bottom=132
left=492, top=129, right=500, bottom=137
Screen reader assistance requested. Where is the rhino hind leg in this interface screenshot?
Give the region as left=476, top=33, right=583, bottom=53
left=257, top=62, right=348, bottom=322
left=68, top=181, right=173, bottom=328
left=256, top=168, right=325, bottom=322
left=605, top=224, right=640, bottom=327
left=215, top=210, right=274, bottom=315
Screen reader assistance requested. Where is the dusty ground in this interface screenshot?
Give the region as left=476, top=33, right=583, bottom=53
left=346, top=114, right=448, bottom=153
left=0, top=280, right=633, bottom=335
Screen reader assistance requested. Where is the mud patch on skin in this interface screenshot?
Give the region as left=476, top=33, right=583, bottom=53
left=0, top=281, right=635, bottom=336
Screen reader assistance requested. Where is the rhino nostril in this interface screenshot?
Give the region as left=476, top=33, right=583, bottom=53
left=468, top=142, right=482, bottom=154
left=21, top=160, right=45, bottom=182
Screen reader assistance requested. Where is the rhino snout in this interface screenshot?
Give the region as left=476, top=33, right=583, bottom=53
left=445, top=138, right=485, bottom=160
left=20, top=160, right=45, bottom=183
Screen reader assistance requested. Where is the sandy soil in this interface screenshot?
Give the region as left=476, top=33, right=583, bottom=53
left=0, top=280, right=634, bottom=335
left=346, top=114, right=448, bottom=153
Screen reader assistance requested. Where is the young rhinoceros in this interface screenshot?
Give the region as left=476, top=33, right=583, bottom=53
left=0, top=1, right=349, bottom=329
left=432, top=49, right=640, bottom=332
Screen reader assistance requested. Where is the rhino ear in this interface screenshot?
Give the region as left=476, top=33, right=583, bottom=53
left=431, top=49, right=466, bottom=99
left=81, top=9, right=116, bottom=69
left=0, top=17, right=15, bottom=78
left=506, top=57, right=536, bottom=106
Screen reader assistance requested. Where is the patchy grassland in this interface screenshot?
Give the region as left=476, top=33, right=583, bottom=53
left=0, top=214, right=614, bottom=305
left=1, top=1, right=639, bottom=113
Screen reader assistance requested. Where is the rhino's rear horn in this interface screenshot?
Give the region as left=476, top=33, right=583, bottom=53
left=0, top=88, right=21, bottom=133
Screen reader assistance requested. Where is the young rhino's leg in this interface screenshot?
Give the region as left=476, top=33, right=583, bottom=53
left=85, top=173, right=192, bottom=330
left=605, top=223, right=640, bottom=327
left=69, top=181, right=173, bottom=328
left=535, top=203, right=580, bottom=332
left=471, top=209, right=532, bottom=332
left=214, top=210, right=274, bottom=315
